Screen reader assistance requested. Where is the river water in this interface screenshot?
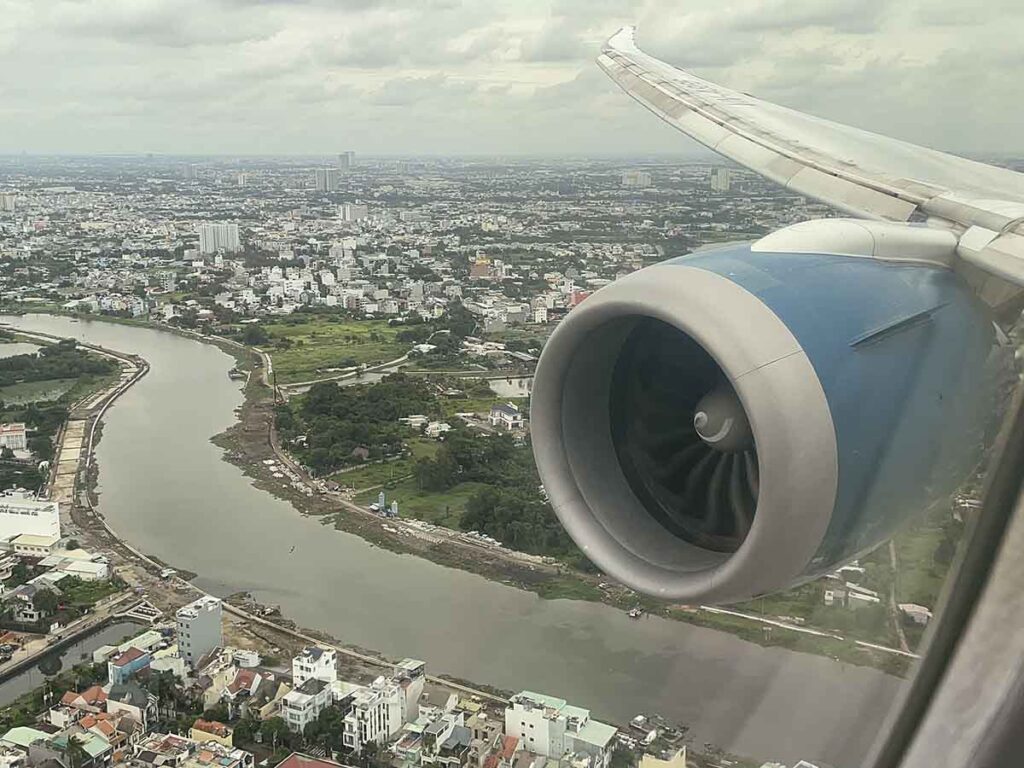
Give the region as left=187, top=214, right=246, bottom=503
left=1, top=315, right=904, bottom=767
left=0, top=620, right=142, bottom=707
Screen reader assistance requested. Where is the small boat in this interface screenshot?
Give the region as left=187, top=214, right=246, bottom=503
left=628, top=606, right=644, bottom=619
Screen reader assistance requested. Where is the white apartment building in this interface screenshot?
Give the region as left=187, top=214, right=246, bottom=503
left=341, top=659, right=426, bottom=753
left=282, top=678, right=332, bottom=733
left=0, top=490, right=60, bottom=544
left=504, top=691, right=617, bottom=768
left=621, top=170, right=652, bottom=188
left=292, top=646, right=337, bottom=688
left=0, top=423, right=27, bottom=451
left=197, top=223, right=241, bottom=254
left=340, top=203, right=369, bottom=222
left=176, top=596, right=223, bottom=667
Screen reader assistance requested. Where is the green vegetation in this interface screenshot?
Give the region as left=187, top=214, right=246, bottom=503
left=411, top=429, right=580, bottom=560
left=357, top=479, right=491, bottom=527
left=893, top=506, right=962, bottom=608
left=333, top=438, right=439, bottom=490
left=0, top=338, right=116, bottom=388
left=278, top=374, right=436, bottom=474
left=57, top=576, right=123, bottom=608
left=257, top=316, right=406, bottom=383
left=0, top=377, right=77, bottom=405
left=0, top=401, right=68, bottom=492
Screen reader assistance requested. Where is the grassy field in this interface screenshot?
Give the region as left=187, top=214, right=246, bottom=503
left=264, top=318, right=408, bottom=383
left=355, top=478, right=491, bottom=528
left=894, top=513, right=952, bottom=608
left=440, top=393, right=526, bottom=418
left=332, top=439, right=440, bottom=490
left=0, top=378, right=77, bottom=404
left=63, top=370, right=121, bottom=405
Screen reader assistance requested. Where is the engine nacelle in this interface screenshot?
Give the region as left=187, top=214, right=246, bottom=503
left=532, top=232, right=1009, bottom=603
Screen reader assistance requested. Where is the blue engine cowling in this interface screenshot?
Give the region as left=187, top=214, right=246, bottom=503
left=530, top=240, right=1012, bottom=603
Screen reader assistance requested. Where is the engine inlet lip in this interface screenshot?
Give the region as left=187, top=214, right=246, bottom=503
left=530, top=262, right=840, bottom=602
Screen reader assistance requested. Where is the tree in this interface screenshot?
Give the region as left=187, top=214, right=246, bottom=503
left=260, top=717, right=293, bottom=752
left=65, top=539, right=80, bottom=550
left=203, top=701, right=230, bottom=723
left=65, top=735, right=89, bottom=768
left=32, top=588, right=59, bottom=617
left=242, top=324, right=270, bottom=346
left=0, top=446, right=12, bottom=460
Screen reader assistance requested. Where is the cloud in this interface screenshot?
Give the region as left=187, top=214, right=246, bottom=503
left=0, top=0, right=1022, bottom=155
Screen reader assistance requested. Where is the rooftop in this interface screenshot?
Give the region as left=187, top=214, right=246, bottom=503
left=192, top=720, right=231, bottom=737
left=277, top=753, right=354, bottom=768
left=176, top=595, right=221, bottom=620
left=112, top=646, right=148, bottom=667
left=575, top=720, right=617, bottom=749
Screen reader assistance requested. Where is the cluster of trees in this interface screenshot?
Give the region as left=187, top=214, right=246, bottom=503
left=0, top=401, right=68, bottom=493
left=412, top=430, right=577, bottom=558
left=279, top=374, right=437, bottom=474
left=0, top=339, right=117, bottom=387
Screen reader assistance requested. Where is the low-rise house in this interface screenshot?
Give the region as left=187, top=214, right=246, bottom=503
left=133, top=732, right=254, bottom=768
left=189, top=720, right=232, bottom=748
left=132, top=733, right=194, bottom=768
left=421, top=712, right=472, bottom=768
left=59, top=685, right=108, bottom=715
left=106, top=682, right=157, bottom=731
left=47, top=729, right=114, bottom=768
left=225, top=669, right=290, bottom=720
left=108, top=647, right=151, bottom=685
left=0, top=727, right=50, bottom=754
left=282, top=679, right=332, bottom=733
left=488, top=404, right=523, bottom=432
left=80, top=711, right=143, bottom=763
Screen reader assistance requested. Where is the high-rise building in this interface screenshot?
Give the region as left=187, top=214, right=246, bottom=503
left=621, top=169, right=652, bottom=188
left=338, top=151, right=355, bottom=171
left=340, top=203, right=368, bottom=222
left=0, top=193, right=16, bottom=212
left=710, top=167, right=732, bottom=192
left=197, top=222, right=241, bottom=254
left=175, top=595, right=222, bottom=667
left=237, top=173, right=247, bottom=187
left=314, top=168, right=340, bottom=192
left=183, top=164, right=198, bottom=182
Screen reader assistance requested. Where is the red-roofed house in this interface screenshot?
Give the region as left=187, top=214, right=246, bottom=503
left=108, top=647, right=151, bottom=685
left=190, top=719, right=233, bottom=748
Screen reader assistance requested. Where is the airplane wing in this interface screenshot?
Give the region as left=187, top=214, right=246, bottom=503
left=598, top=26, right=1024, bottom=286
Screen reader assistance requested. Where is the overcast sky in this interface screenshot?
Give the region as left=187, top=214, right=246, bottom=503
left=1, top=0, right=1022, bottom=157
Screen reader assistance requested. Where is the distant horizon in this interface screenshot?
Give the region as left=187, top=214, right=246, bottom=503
left=3, top=148, right=1024, bottom=164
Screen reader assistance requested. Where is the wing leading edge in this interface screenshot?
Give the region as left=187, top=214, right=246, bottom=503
left=598, top=26, right=1024, bottom=286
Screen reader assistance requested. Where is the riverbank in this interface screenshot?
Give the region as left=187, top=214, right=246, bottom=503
left=4, top=309, right=915, bottom=676
left=1, top=312, right=904, bottom=768
left=212, top=355, right=914, bottom=677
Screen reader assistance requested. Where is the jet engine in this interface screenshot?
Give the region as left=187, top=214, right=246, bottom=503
left=531, top=220, right=1011, bottom=603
